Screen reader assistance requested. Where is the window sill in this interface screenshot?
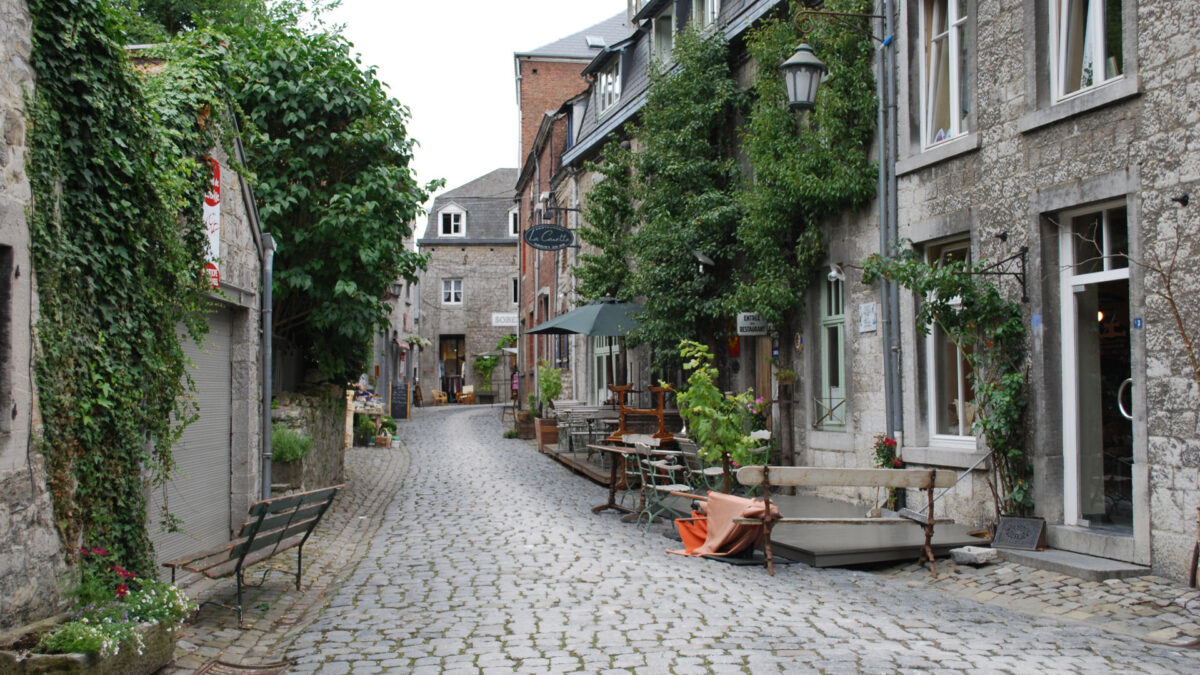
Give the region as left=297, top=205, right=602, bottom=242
left=1018, top=76, right=1141, bottom=134
left=903, top=444, right=988, bottom=470
left=896, top=132, right=982, bottom=176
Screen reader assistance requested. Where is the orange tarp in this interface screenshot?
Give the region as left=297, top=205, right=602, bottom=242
left=668, top=491, right=779, bottom=557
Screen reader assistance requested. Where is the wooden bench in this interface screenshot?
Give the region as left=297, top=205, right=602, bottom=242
left=734, top=466, right=956, bottom=576
left=162, top=484, right=343, bottom=622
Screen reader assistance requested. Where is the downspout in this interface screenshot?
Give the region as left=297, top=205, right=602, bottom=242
left=261, top=234, right=276, bottom=498
left=877, top=0, right=902, bottom=440
left=885, top=0, right=903, bottom=438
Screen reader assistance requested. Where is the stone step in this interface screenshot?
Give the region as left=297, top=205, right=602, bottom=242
left=995, top=547, right=1150, bottom=581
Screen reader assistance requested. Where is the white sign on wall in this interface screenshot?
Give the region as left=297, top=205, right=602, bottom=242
left=859, top=301, right=878, bottom=333
left=202, top=157, right=221, bottom=287
left=737, top=312, right=770, bottom=336
left=492, top=312, right=519, bottom=327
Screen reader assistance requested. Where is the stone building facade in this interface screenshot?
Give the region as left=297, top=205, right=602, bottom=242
left=417, top=169, right=520, bottom=401
left=0, top=0, right=66, bottom=632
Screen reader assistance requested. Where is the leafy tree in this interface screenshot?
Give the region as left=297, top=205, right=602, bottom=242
left=628, top=26, right=742, bottom=370
left=229, top=6, right=438, bottom=382
left=109, top=0, right=269, bottom=43
left=575, top=138, right=635, bottom=302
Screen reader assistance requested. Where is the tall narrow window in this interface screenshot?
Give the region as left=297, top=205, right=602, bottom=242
left=920, top=0, right=969, bottom=147
left=509, top=208, right=519, bottom=236
left=691, top=0, right=720, bottom=28
left=442, top=278, right=462, bottom=305
left=597, top=59, right=622, bottom=113
left=818, top=277, right=845, bottom=428
left=511, top=277, right=519, bottom=305
left=925, top=240, right=975, bottom=439
left=652, top=13, right=674, bottom=63
left=0, top=246, right=11, bottom=434
left=1051, top=0, right=1123, bottom=101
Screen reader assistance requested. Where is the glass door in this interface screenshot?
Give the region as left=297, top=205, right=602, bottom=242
left=1059, top=203, right=1134, bottom=531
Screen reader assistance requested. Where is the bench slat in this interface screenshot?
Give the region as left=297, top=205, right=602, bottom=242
left=243, top=502, right=329, bottom=538
left=197, top=536, right=305, bottom=579
left=734, top=516, right=955, bottom=525
left=736, top=466, right=956, bottom=489
left=250, top=484, right=343, bottom=517
left=232, top=518, right=321, bottom=559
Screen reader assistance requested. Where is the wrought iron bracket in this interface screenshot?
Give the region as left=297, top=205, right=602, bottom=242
left=975, top=235, right=1029, bottom=303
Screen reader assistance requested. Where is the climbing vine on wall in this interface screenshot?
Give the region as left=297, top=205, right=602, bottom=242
left=575, top=138, right=635, bottom=302
left=628, top=26, right=742, bottom=370
left=862, top=245, right=1032, bottom=517
left=27, top=1, right=227, bottom=575
left=734, top=0, right=877, bottom=325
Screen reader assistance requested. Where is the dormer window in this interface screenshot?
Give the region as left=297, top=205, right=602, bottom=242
left=692, top=0, right=720, bottom=28
left=508, top=208, right=520, bottom=236
left=597, top=58, right=622, bottom=113
left=652, top=11, right=675, bottom=63
left=439, top=206, right=465, bottom=237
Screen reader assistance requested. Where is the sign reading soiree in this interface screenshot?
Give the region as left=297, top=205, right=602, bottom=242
left=492, top=313, right=519, bottom=327
left=523, top=223, right=574, bottom=251
left=736, top=312, right=770, bottom=336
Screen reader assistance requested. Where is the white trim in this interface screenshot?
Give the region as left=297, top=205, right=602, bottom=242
left=508, top=208, right=519, bottom=237
left=1049, top=0, right=1124, bottom=103
left=918, top=0, right=970, bottom=149
left=441, top=278, right=463, bottom=305
left=438, top=206, right=466, bottom=237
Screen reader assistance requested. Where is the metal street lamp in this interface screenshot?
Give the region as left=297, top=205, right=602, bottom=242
left=780, top=43, right=826, bottom=110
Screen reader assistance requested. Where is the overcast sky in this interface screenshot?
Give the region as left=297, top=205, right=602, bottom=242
left=326, top=1, right=627, bottom=231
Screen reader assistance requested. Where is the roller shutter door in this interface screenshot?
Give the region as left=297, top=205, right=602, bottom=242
left=150, top=310, right=233, bottom=566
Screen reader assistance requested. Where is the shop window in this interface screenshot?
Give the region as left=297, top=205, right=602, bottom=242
left=925, top=239, right=975, bottom=439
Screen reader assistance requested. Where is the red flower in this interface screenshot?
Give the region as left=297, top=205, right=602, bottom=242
left=115, top=583, right=129, bottom=600
left=893, top=458, right=903, bottom=467
left=90, top=547, right=108, bottom=557
left=111, top=565, right=136, bottom=580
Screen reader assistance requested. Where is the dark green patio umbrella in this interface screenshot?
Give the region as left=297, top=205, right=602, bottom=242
left=525, top=297, right=642, bottom=399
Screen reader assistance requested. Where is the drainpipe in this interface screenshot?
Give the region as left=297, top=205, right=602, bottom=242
left=261, top=234, right=277, bottom=499
left=885, top=0, right=903, bottom=438
left=877, top=1, right=902, bottom=441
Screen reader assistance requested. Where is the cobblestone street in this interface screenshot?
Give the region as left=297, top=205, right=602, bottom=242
left=170, top=406, right=1200, bottom=673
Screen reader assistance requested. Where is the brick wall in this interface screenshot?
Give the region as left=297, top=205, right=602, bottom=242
left=517, top=58, right=588, bottom=166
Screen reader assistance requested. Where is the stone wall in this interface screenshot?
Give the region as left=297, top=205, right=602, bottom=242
left=0, top=0, right=67, bottom=633
left=270, top=386, right=346, bottom=492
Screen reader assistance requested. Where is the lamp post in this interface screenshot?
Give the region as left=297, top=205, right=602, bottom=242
left=779, top=4, right=902, bottom=443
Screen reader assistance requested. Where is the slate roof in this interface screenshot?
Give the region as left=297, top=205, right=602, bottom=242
left=420, top=168, right=519, bottom=245
left=562, top=0, right=783, bottom=168
left=515, top=11, right=632, bottom=59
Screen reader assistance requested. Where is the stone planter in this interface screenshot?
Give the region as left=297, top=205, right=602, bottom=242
left=272, top=458, right=303, bottom=490
left=0, top=619, right=177, bottom=675
left=534, top=417, right=559, bottom=453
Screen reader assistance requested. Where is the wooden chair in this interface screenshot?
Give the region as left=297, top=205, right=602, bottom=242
left=459, top=385, right=475, bottom=405
left=431, top=390, right=448, bottom=405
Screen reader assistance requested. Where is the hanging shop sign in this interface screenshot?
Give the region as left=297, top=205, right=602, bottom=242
left=523, top=223, right=574, bottom=251
left=736, top=312, right=771, bottom=336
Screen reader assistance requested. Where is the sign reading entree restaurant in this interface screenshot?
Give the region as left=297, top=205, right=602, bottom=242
left=523, top=223, right=574, bottom=251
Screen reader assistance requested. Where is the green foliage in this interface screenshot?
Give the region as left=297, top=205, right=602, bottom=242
left=734, top=0, right=877, bottom=326
left=536, top=359, right=563, bottom=415
left=576, top=139, right=635, bottom=301
left=628, top=27, right=742, bottom=369
left=28, top=0, right=226, bottom=576
left=379, top=415, right=397, bottom=435
left=271, top=423, right=314, bottom=463
left=862, top=244, right=1031, bottom=516
left=228, top=3, right=439, bottom=382
left=502, top=429, right=518, bottom=439
left=674, top=341, right=760, bottom=466
left=353, top=414, right=376, bottom=439
left=109, top=0, right=269, bottom=43
left=473, top=334, right=517, bottom=391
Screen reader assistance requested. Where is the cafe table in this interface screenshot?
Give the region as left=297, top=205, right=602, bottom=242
left=588, top=437, right=681, bottom=519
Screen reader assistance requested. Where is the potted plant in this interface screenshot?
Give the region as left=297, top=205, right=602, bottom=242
left=675, top=340, right=762, bottom=492
left=271, top=422, right=314, bottom=489
left=871, top=433, right=905, bottom=512
left=375, top=415, right=397, bottom=447
left=533, top=359, right=563, bottom=452
left=353, top=413, right=376, bottom=447
left=0, top=547, right=195, bottom=674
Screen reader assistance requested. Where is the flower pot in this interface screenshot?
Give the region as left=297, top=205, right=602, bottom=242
left=0, top=619, right=177, bottom=675
left=533, top=417, right=558, bottom=452
left=374, top=434, right=392, bottom=447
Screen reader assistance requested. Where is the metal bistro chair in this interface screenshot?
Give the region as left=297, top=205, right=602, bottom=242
left=635, top=447, right=692, bottom=528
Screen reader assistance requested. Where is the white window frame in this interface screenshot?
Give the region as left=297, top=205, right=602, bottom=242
left=442, top=278, right=462, bottom=305
left=1049, top=0, right=1124, bottom=102
left=597, top=59, right=622, bottom=113
left=924, top=239, right=976, bottom=446
left=818, top=277, right=846, bottom=428
left=651, top=11, right=675, bottom=63
left=692, top=0, right=720, bottom=28
left=508, top=208, right=520, bottom=237
left=918, top=0, right=969, bottom=148
left=439, top=207, right=465, bottom=237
